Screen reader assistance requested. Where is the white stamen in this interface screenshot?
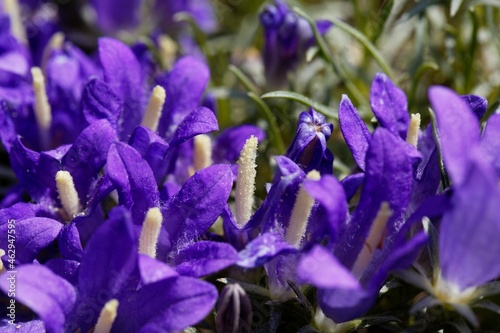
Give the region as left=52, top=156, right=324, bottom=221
left=235, top=136, right=258, bottom=228
left=193, top=134, right=212, bottom=171
left=138, top=207, right=163, bottom=258
left=406, top=113, right=421, bottom=148
left=158, top=34, right=178, bottom=70
left=94, top=299, right=119, bottom=333
left=41, top=32, right=65, bottom=73
left=55, top=170, right=81, bottom=219
left=285, top=170, right=321, bottom=248
left=31, top=67, right=52, bottom=149
left=141, top=85, right=166, bottom=132
left=352, top=202, right=392, bottom=278
left=3, top=0, right=27, bottom=44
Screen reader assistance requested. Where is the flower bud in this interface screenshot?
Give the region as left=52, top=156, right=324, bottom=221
left=260, top=1, right=331, bottom=88
left=286, top=107, right=334, bottom=175
left=216, top=283, right=253, bottom=333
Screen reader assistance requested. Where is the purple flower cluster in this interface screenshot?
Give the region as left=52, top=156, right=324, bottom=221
left=0, top=1, right=499, bottom=332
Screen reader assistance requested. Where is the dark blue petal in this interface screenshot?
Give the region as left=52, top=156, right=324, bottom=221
left=370, top=73, right=409, bottom=139
left=99, top=38, right=145, bottom=140
left=0, top=264, right=76, bottom=333
left=0, top=217, right=62, bottom=264
left=335, top=128, right=413, bottom=270
left=174, top=241, right=239, bottom=277
left=129, top=126, right=170, bottom=183
left=62, top=119, right=117, bottom=202
left=237, top=232, right=295, bottom=268
left=69, top=207, right=139, bottom=331
left=169, top=107, right=218, bottom=147
left=156, top=56, right=209, bottom=140
left=58, top=223, right=83, bottom=261
left=161, top=164, right=233, bottom=253
left=339, top=95, right=371, bottom=171
left=480, top=114, right=500, bottom=178
left=91, top=0, right=141, bottom=33
left=81, top=78, right=122, bottom=132
left=213, top=125, right=266, bottom=164
left=107, top=142, right=159, bottom=224
left=461, top=94, right=487, bottom=120
left=112, top=276, right=218, bottom=332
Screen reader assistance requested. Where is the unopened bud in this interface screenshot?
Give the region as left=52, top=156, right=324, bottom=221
left=286, top=108, right=333, bottom=174
left=216, top=283, right=253, bottom=333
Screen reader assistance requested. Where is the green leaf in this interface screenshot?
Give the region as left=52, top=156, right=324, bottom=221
left=325, top=16, right=396, bottom=81
left=261, top=91, right=337, bottom=119
left=291, top=6, right=384, bottom=109
left=228, top=65, right=259, bottom=95
left=291, top=7, right=334, bottom=66
left=293, top=6, right=394, bottom=81
left=173, top=12, right=208, bottom=48
left=247, top=92, right=286, bottom=154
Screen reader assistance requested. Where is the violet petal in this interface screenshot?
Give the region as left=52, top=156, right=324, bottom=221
left=174, top=241, right=239, bottom=277
left=0, top=264, right=76, bottom=333
left=338, top=95, right=371, bottom=171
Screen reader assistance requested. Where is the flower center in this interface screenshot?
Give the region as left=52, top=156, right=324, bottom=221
left=433, top=275, right=477, bottom=305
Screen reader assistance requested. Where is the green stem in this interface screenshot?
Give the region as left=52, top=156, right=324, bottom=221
left=248, top=92, right=286, bottom=154
left=228, top=65, right=260, bottom=95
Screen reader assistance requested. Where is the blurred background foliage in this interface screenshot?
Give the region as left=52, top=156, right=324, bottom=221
left=201, top=0, right=500, bottom=199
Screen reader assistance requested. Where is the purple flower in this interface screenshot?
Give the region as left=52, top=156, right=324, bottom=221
left=286, top=107, right=334, bottom=175
left=0, top=264, right=76, bottom=333
left=399, top=154, right=500, bottom=327
left=57, top=206, right=220, bottom=332
left=339, top=74, right=441, bottom=211
left=89, top=0, right=217, bottom=35
left=260, top=0, right=332, bottom=87
left=297, top=128, right=427, bottom=323
left=91, top=0, right=141, bottom=34
left=428, top=86, right=497, bottom=183
left=0, top=36, right=98, bottom=151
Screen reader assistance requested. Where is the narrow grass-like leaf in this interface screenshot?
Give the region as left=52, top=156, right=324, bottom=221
left=247, top=92, right=285, bottom=153
left=325, top=16, right=396, bottom=81
left=229, top=65, right=259, bottom=95
left=261, top=91, right=337, bottom=119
